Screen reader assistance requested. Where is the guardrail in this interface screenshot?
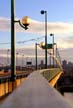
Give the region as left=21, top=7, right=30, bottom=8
left=40, top=68, right=63, bottom=86
left=0, top=72, right=29, bottom=98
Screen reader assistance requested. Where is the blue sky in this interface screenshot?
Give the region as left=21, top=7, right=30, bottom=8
left=1, top=0, right=73, bottom=21
left=0, top=0, right=73, bottom=64
left=0, top=0, right=73, bottom=56
left=0, top=0, right=73, bottom=48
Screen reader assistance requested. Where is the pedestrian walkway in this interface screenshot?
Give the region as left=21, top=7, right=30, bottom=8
left=0, top=71, right=73, bottom=108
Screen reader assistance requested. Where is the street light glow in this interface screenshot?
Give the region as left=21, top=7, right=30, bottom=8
left=22, top=16, right=30, bottom=26
left=39, top=41, right=45, bottom=47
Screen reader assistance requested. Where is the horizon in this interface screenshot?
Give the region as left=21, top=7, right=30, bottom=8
left=0, top=47, right=73, bottom=66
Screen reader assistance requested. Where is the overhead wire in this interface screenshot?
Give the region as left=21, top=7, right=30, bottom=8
left=0, top=36, right=44, bottom=45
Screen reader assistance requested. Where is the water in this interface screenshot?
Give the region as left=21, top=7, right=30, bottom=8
left=64, top=93, right=73, bottom=106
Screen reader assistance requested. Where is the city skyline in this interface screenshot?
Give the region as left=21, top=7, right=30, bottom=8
left=0, top=47, right=73, bottom=66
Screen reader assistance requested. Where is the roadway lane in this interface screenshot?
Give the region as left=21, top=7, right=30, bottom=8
left=0, top=71, right=73, bottom=108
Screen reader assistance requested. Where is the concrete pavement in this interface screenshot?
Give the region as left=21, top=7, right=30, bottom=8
left=0, top=71, right=73, bottom=108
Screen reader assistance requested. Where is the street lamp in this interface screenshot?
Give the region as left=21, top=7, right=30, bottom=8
left=40, top=10, right=47, bottom=69
left=22, top=54, right=24, bottom=71
left=50, top=33, right=54, bottom=67
left=54, top=43, right=57, bottom=67
left=7, top=49, right=10, bottom=66
left=11, top=0, right=30, bottom=88
left=35, top=43, right=38, bottom=70
left=35, top=42, right=46, bottom=70
left=16, top=52, right=19, bottom=66
left=49, top=50, right=52, bottom=68
left=15, top=16, right=30, bottom=30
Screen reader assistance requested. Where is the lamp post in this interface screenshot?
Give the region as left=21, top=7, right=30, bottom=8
left=22, top=54, right=24, bottom=71
left=54, top=43, right=57, bottom=67
left=7, top=49, right=10, bottom=66
left=35, top=43, right=38, bottom=70
left=35, top=42, right=45, bottom=70
left=16, top=52, right=19, bottom=66
left=49, top=50, right=52, bottom=68
left=35, top=43, right=40, bottom=70
left=50, top=33, right=54, bottom=68
left=40, top=10, right=47, bottom=69
left=11, top=0, right=30, bottom=89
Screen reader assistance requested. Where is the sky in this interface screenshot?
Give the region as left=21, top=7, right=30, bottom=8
left=0, top=0, right=73, bottom=64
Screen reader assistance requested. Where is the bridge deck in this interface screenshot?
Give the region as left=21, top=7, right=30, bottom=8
left=0, top=71, right=73, bottom=108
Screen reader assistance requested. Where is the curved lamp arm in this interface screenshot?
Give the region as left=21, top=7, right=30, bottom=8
left=14, top=19, right=29, bottom=30
left=18, top=20, right=28, bottom=30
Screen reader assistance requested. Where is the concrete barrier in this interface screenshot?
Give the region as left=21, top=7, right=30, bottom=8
left=0, top=78, right=26, bottom=98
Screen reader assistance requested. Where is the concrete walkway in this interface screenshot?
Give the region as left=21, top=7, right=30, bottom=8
left=0, top=71, right=73, bottom=108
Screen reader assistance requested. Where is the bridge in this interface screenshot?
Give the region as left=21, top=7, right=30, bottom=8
left=1, top=68, right=72, bottom=98
left=0, top=1, right=73, bottom=107
left=0, top=71, right=73, bottom=108
left=0, top=68, right=62, bottom=98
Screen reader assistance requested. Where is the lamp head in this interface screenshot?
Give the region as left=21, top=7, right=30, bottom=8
left=50, top=33, right=54, bottom=36
left=39, top=42, right=45, bottom=47
left=40, top=10, right=45, bottom=14
left=21, top=16, right=30, bottom=29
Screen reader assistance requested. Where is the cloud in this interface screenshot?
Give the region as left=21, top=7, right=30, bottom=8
left=0, top=17, right=11, bottom=31
left=0, top=47, right=73, bottom=65
left=0, top=17, right=73, bottom=35
left=0, top=45, right=45, bottom=57
left=1, top=17, right=73, bottom=49
left=56, top=36, right=73, bottom=48
left=1, top=17, right=73, bottom=64
left=60, top=48, right=73, bottom=62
